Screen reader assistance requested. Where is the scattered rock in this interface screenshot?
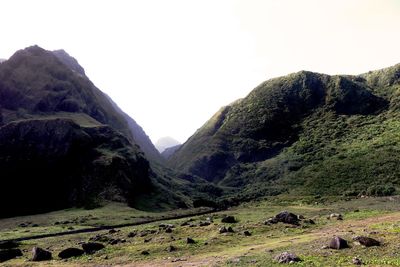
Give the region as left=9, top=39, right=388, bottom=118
left=303, top=219, right=315, bottom=224
left=352, top=257, right=362, bottom=265
left=108, top=229, right=117, bottom=234
left=274, top=251, right=301, bottom=263
left=0, top=240, right=19, bottom=250
left=199, top=221, right=211, bottom=227
left=109, top=238, right=125, bottom=245
left=221, top=215, right=237, bottom=223
left=82, top=242, right=105, bottom=254
left=89, top=234, right=112, bottom=243
left=328, top=213, right=343, bottom=220
left=141, top=250, right=149, bottom=256
left=58, top=248, right=84, bottom=259
left=227, top=226, right=234, bottom=233
left=180, top=221, right=190, bottom=226
left=298, top=215, right=305, bottom=220
left=0, top=249, right=23, bottom=262
left=32, top=247, right=52, bottom=261
left=243, top=230, right=252, bottom=236
left=275, top=211, right=301, bottom=225
left=127, top=231, right=137, bottom=238
left=165, top=227, right=173, bottom=233
left=144, top=238, right=152, bottom=243
left=186, top=238, right=196, bottom=244
left=329, top=236, right=349, bottom=249
left=167, top=245, right=177, bottom=252
left=219, top=226, right=228, bottom=234
left=353, top=236, right=380, bottom=247
left=159, top=224, right=174, bottom=229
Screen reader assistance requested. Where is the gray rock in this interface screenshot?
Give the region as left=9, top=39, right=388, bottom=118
left=274, top=252, right=301, bottom=263
left=58, top=248, right=84, bottom=259
left=0, top=249, right=22, bottom=262
left=32, top=247, right=52, bottom=261
left=353, top=236, right=380, bottom=247
left=329, top=236, right=349, bottom=249
left=81, top=242, right=105, bottom=254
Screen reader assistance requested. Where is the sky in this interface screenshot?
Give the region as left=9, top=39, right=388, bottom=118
left=1, top=0, right=399, bottom=143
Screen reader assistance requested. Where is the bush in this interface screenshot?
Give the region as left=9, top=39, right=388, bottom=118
left=365, top=184, right=396, bottom=197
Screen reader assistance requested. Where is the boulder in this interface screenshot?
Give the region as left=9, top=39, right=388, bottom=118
left=167, top=245, right=177, bottom=252
left=58, top=248, right=84, bottom=259
left=219, top=226, right=228, bottom=234
left=328, top=213, right=343, bottom=220
left=0, top=249, right=22, bottom=262
left=274, top=252, right=301, bottom=263
left=141, top=250, right=149, bottom=255
left=199, top=221, right=211, bottom=226
left=329, top=236, right=349, bottom=249
left=221, top=216, right=237, bottom=223
left=82, top=242, right=105, bottom=254
left=275, top=211, right=300, bottom=225
left=243, top=230, right=252, bottom=236
left=353, top=236, right=380, bottom=247
left=32, top=247, right=52, bottom=261
left=352, top=257, right=362, bottom=265
left=186, top=238, right=196, bottom=244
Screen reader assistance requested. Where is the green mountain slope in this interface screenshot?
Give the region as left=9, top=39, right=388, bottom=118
left=169, top=65, right=400, bottom=202
left=0, top=46, right=176, bottom=217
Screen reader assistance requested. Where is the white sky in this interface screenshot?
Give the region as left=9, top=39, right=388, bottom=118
left=1, top=0, right=399, bottom=143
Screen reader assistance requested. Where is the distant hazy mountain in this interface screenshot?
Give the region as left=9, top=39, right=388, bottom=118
left=155, top=136, right=181, bottom=153
left=0, top=59, right=6, bottom=63
left=169, top=64, right=400, bottom=202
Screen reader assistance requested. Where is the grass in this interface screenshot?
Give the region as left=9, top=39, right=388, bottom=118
left=2, top=197, right=400, bottom=266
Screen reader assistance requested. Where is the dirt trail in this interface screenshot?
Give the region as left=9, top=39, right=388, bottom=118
left=129, top=212, right=400, bottom=267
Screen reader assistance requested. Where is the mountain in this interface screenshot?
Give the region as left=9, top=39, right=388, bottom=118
left=161, top=144, right=182, bottom=159
left=155, top=136, right=181, bottom=153
left=0, top=45, right=168, bottom=217
left=169, top=65, right=400, bottom=203
left=0, top=59, right=6, bottom=63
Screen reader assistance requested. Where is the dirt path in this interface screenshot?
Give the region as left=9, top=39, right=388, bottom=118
left=129, top=212, right=400, bottom=267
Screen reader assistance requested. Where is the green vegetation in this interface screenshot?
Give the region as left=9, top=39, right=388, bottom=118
left=168, top=64, right=400, bottom=204
left=2, top=197, right=400, bottom=266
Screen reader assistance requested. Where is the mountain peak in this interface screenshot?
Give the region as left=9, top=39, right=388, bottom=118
left=155, top=136, right=181, bottom=153
left=52, top=49, right=86, bottom=76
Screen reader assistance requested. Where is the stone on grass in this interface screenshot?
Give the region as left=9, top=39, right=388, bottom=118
left=0, top=249, right=22, bottom=262
left=328, top=213, right=343, bottom=220
left=221, top=216, right=237, bottom=223
left=32, top=247, right=52, bottom=261
left=352, top=257, right=362, bottom=265
left=243, top=230, right=252, bottom=236
left=274, top=251, right=301, bottom=263
left=186, top=237, right=196, bottom=244
left=353, top=236, right=380, bottom=247
left=82, top=242, right=105, bottom=254
left=58, top=248, right=84, bottom=259
left=167, top=245, right=177, bottom=252
left=141, top=250, right=149, bottom=255
left=329, top=236, right=349, bottom=249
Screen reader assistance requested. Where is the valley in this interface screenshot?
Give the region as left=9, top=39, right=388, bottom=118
left=1, top=196, right=400, bottom=266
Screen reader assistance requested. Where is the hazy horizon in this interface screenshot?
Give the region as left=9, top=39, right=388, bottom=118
left=1, top=0, right=399, bottom=143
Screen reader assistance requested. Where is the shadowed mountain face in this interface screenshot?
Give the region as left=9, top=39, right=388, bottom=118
left=0, top=45, right=161, bottom=162
left=0, top=46, right=163, bottom=217
left=168, top=67, right=400, bottom=201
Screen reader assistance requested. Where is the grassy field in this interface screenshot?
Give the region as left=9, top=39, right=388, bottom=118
left=1, top=196, right=400, bottom=266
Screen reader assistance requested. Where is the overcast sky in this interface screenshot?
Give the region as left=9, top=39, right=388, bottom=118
left=1, top=0, right=399, bottom=143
